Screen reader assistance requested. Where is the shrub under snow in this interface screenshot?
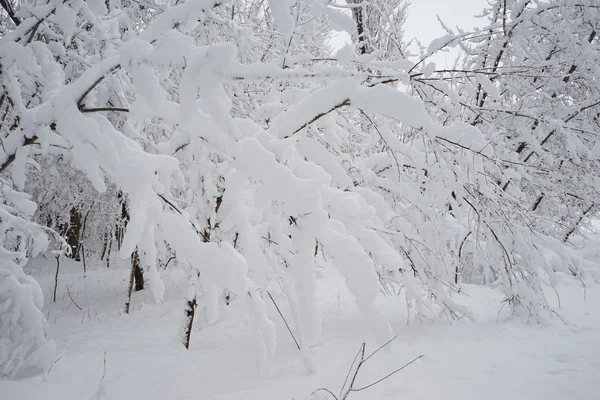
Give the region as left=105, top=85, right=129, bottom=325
left=0, top=260, right=55, bottom=379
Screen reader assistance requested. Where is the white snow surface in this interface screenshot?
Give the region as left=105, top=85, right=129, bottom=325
left=2, top=256, right=599, bottom=400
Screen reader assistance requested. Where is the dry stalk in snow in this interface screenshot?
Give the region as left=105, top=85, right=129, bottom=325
left=311, top=336, right=424, bottom=400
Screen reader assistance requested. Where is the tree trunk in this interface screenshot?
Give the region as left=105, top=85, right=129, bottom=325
left=100, top=231, right=110, bottom=260
left=81, top=246, right=87, bottom=276
left=133, top=249, right=144, bottom=291
left=116, top=191, right=129, bottom=251
left=125, top=252, right=136, bottom=314
left=114, top=224, right=121, bottom=251
left=182, top=198, right=219, bottom=349
left=77, top=203, right=94, bottom=271
left=456, top=231, right=472, bottom=285
left=182, top=297, right=197, bottom=349
left=125, top=249, right=144, bottom=314
left=563, top=204, right=594, bottom=243
left=53, top=256, right=60, bottom=303
left=348, top=0, right=368, bottom=55
left=106, top=235, right=112, bottom=268
left=67, top=207, right=82, bottom=261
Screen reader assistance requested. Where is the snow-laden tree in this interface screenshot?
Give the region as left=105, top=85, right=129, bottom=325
left=345, top=0, right=409, bottom=57
left=0, top=182, right=58, bottom=378
left=454, top=0, right=600, bottom=238
left=326, top=0, right=475, bottom=321
left=0, top=258, right=56, bottom=379
left=2, top=0, right=597, bottom=379
left=407, top=0, right=600, bottom=307
left=0, top=0, right=389, bottom=376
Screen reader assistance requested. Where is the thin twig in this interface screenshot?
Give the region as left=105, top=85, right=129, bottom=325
left=341, top=343, right=365, bottom=398
left=350, top=354, right=425, bottom=392
left=163, top=256, right=176, bottom=269
left=80, top=107, right=129, bottom=113
left=363, top=334, right=398, bottom=363
left=266, top=291, right=300, bottom=350
left=66, top=285, right=83, bottom=311
left=550, top=309, right=567, bottom=325
left=45, top=346, right=70, bottom=378
left=312, top=388, right=339, bottom=400
left=77, top=65, right=121, bottom=107
left=339, top=344, right=365, bottom=398
left=53, top=255, right=60, bottom=303
left=496, top=300, right=508, bottom=323
left=157, top=194, right=182, bottom=215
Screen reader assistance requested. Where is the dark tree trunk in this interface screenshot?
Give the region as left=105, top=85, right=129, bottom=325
left=116, top=191, right=129, bottom=251
left=563, top=204, right=594, bottom=243
left=133, top=249, right=144, bottom=291
left=106, top=235, right=112, bottom=268
left=349, top=0, right=368, bottom=55
left=53, top=256, right=60, bottom=303
left=67, top=207, right=82, bottom=261
left=81, top=246, right=87, bottom=275
left=100, top=231, right=110, bottom=260
left=78, top=204, right=93, bottom=274
left=125, top=252, right=136, bottom=314
left=125, top=249, right=144, bottom=314
left=531, top=194, right=544, bottom=211
left=114, top=225, right=121, bottom=251
left=182, top=297, right=197, bottom=349
left=181, top=192, right=221, bottom=349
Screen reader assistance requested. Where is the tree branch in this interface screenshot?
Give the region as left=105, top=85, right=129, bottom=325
left=79, top=107, right=129, bottom=113
left=0, top=135, right=38, bottom=174
left=0, top=0, right=20, bottom=26
left=76, top=65, right=122, bottom=107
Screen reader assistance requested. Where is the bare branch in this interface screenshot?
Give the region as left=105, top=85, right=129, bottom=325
left=351, top=354, right=425, bottom=392
left=266, top=291, right=300, bottom=350
left=79, top=107, right=130, bottom=113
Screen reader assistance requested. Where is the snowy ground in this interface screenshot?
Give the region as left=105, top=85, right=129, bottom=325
left=2, top=257, right=600, bottom=400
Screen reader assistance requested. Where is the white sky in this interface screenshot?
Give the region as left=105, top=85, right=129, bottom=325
left=330, top=0, right=486, bottom=67
left=403, top=0, right=486, bottom=67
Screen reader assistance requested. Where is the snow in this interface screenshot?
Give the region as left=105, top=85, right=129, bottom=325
left=54, top=5, right=76, bottom=40
left=475, top=74, right=500, bottom=101
left=131, top=64, right=165, bottom=113
left=1, top=257, right=599, bottom=399
left=268, top=79, right=355, bottom=138
left=350, top=84, right=435, bottom=132
left=11, top=146, right=30, bottom=191
left=427, top=34, right=458, bottom=56
left=2, top=0, right=600, bottom=396
left=267, top=0, right=295, bottom=36
left=335, top=45, right=354, bottom=67
left=320, top=6, right=356, bottom=34
left=0, top=261, right=55, bottom=379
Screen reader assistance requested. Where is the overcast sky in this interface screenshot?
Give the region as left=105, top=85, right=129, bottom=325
left=403, top=0, right=486, bottom=66
left=331, top=0, right=486, bottom=67
left=404, top=0, right=485, bottom=42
